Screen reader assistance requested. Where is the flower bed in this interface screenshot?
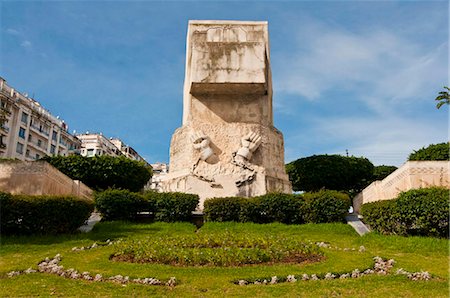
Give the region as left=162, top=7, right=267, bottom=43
left=111, top=232, right=322, bottom=266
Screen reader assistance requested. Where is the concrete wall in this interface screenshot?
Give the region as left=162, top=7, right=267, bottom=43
left=0, top=160, right=93, bottom=200
left=353, top=161, right=449, bottom=213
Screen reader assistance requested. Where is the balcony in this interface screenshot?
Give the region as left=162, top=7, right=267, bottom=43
left=29, top=124, right=50, bottom=137
left=26, top=141, right=48, bottom=153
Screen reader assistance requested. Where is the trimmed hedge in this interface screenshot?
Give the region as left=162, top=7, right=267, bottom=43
left=361, top=187, right=449, bottom=237
left=0, top=192, right=94, bottom=235
left=150, top=192, right=200, bottom=222
left=204, top=197, right=244, bottom=222
left=204, top=191, right=350, bottom=224
left=94, top=191, right=199, bottom=222
left=94, top=189, right=153, bottom=221
left=303, top=190, right=351, bottom=223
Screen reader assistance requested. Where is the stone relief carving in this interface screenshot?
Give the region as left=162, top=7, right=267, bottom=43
left=235, top=131, right=262, bottom=163
left=190, top=131, right=216, bottom=164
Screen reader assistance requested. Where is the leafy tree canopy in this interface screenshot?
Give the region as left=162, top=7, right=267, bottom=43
left=42, top=155, right=152, bottom=192
left=372, top=165, right=398, bottom=182
left=286, top=154, right=374, bottom=193
left=408, top=142, right=449, bottom=161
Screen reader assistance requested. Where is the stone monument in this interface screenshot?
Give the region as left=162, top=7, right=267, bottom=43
left=162, top=20, right=292, bottom=208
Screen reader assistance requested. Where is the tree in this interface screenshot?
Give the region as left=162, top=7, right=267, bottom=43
left=435, top=86, right=450, bottom=109
left=372, top=165, right=397, bottom=182
left=408, top=142, right=449, bottom=161
left=286, top=154, right=374, bottom=193
left=41, top=155, right=153, bottom=192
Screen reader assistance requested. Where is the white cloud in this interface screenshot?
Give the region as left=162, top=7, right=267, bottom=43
left=5, top=28, right=20, bottom=36
left=20, top=40, right=32, bottom=49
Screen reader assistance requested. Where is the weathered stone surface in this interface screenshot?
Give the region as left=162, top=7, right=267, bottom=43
left=162, top=20, right=291, bottom=208
left=353, top=161, right=450, bottom=213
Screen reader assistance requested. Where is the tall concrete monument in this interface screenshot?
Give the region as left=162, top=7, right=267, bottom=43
left=162, top=20, right=292, bottom=208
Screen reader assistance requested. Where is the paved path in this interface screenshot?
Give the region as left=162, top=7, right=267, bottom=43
left=345, top=214, right=371, bottom=236
left=78, top=212, right=102, bottom=233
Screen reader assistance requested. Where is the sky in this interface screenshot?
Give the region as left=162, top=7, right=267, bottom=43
left=1, top=0, right=448, bottom=167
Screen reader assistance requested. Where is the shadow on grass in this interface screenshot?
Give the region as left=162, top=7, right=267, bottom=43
left=1, top=221, right=198, bottom=246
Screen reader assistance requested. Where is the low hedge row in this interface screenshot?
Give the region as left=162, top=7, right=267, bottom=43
left=0, top=192, right=94, bottom=235
left=204, top=190, right=351, bottom=224
left=361, top=187, right=449, bottom=237
left=94, top=190, right=199, bottom=222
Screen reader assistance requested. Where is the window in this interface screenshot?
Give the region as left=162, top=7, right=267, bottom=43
left=26, top=149, right=30, bottom=157
left=52, top=131, right=58, bottom=141
left=50, top=144, right=56, bottom=154
left=21, top=112, right=28, bottom=124
left=36, top=154, right=40, bottom=160
left=28, top=134, right=32, bottom=142
left=18, top=127, right=26, bottom=139
left=16, top=142, right=24, bottom=154
left=86, top=149, right=94, bottom=157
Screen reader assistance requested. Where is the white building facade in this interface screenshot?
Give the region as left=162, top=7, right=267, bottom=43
left=0, top=77, right=81, bottom=161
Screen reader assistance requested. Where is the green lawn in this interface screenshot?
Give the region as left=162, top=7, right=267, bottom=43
left=0, top=221, right=448, bottom=297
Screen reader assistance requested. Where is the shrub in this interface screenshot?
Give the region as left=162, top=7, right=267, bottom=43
left=204, top=197, right=245, bottom=222
left=42, top=155, right=152, bottom=192
left=95, top=189, right=152, bottom=221
left=0, top=192, right=94, bottom=235
left=286, top=155, right=374, bottom=193
left=361, top=187, right=449, bottom=237
left=146, top=192, right=199, bottom=222
left=359, top=200, right=400, bottom=234
left=408, top=142, right=449, bottom=161
left=303, top=190, right=351, bottom=223
left=253, top=193, right=305, bottom=224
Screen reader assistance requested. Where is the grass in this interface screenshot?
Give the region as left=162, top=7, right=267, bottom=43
left=0, top=221, right=448, bottom=297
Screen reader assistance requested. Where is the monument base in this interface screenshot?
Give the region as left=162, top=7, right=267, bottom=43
left=161, top=169, right=292, bottom=210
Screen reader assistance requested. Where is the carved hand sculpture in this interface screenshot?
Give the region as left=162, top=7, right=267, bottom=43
left=191, top=131, right=216, bottom=163
left=236, top=131, right=262, bottom=162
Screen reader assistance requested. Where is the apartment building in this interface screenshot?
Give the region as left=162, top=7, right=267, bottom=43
left=77, top=133, right=149, bottom=166
left=76, top=133, right=122, bottom=157
left=110, top=138, right=147, bottom=163
left=0, top=77, right=81, bottom=161
left=148, top=162, right=168, bottom=191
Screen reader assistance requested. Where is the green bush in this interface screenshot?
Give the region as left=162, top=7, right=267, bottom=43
left=361, top=187, right=449, bottom=237
left=145, top=192, right=199, bottom=222
left=205, top=192, right=350, bottom=224
left=303, top=190, right=351, bottom=223
left=0, top=192, right=94, bottom=235
left=42, top=155, right=152, bottom=192
left=254, top=193, right=305, bottom=224
left=95, top=189, right=152, bottom=221
left=204, top=197, right=245, bottom=222
left=408, top=142, right=449, bottom=161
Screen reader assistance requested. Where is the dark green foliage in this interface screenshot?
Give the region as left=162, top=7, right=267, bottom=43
left=252, top=193, right=305, bottom=224
left=408, top=142, right=449, bottom=161
left=303, top=190, right=351, bottom=223
left=286, top=154, right=374, bottom=193
left=204, top=191, right=348, bottom=224
left=146, top=192, right=199, bottom=222
left=372, top=165, right=398, bottom=182
left=0, top=192, right=94, bottom=235
left=361, top=187, right=449, bottom=237
left=94, top=189, right=153, bottom=221
left=41, top=155, right=152, bottom=192
left=203, top=197, right=245, bottom=222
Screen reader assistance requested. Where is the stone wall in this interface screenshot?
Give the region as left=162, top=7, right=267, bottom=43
left=353, top=161, right=449, bottom=213
left=0, top=160, right=93, bottom=200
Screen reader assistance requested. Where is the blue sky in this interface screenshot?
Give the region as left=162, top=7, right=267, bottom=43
left=1, top=0, right=448, bottom=166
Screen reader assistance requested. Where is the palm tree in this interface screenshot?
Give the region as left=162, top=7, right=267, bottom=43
left=435, top=86, right=450, bottom=109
